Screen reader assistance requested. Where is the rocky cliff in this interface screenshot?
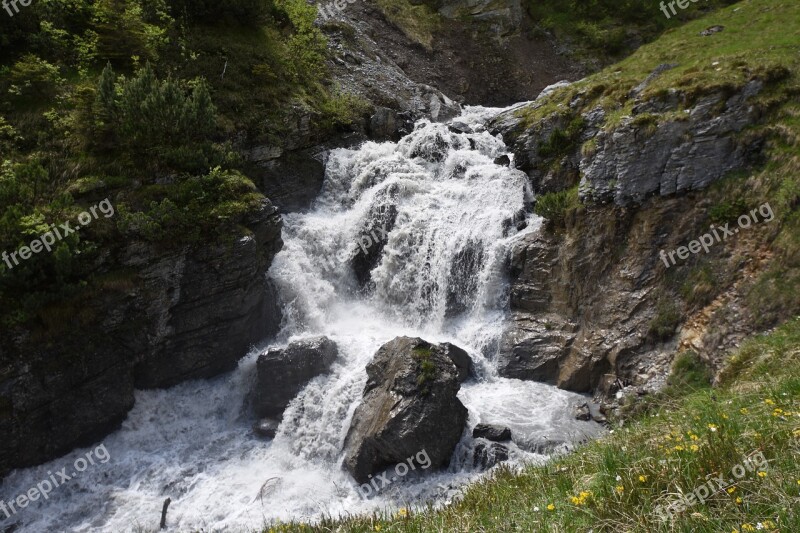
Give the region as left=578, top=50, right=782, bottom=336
left=0, top=200, right=283, bottom=477
left=491, top=47, right=792, bottom=405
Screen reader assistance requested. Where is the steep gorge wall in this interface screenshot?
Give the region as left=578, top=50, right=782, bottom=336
left=0, top=201, right=283, bottom=477
left=492, top=76, right=782, bottom=401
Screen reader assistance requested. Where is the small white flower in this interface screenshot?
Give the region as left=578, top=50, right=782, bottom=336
left=533, top=507, right=540, bottom=512
left=757, top=523, right=764, bottom=530
left=616, top=475, right=622, bottom=481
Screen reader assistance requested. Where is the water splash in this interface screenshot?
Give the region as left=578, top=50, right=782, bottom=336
left=0, top=106, right=602, bottom=532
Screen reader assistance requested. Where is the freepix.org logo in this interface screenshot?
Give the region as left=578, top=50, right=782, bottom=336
left=1, top=198, right=115, bottom=271
left=2, top=0, right=33, bottom=18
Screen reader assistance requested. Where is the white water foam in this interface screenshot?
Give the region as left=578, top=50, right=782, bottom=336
left=0, top=106, right=602, bottom=532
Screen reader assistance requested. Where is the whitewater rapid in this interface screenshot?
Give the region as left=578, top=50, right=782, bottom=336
left=0, top=105, right=602, bottom=532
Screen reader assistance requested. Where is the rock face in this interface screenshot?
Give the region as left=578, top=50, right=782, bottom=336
left=579, top=81, right=764, bottom=206
left=253, top=336, right=339, bottom=419
left=0, top=200, right=283, bottom=478
left=343, top=337, right=469, bottom=483
left=472, top=424, right=512, bottom=442
left=473, top=441, right=510, bottom=469
left=489, top=76, right=773, bottom=397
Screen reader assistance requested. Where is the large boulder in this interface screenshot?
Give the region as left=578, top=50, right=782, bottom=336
left=342, top=337, right=469, bottom=483
left=253, top=336, right=338, bottom=419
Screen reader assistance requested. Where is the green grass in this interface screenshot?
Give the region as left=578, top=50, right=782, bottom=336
left=534, top=186, right=580, bottom=226
left=516, top=0, right=800, bottom=127
left=374, top=0, right=442, bottom=51
left=266, top=317, right=800, bottom=532
left=412, top=345, right=437, bottom=392
left=523, top=0, right=737, bottom=63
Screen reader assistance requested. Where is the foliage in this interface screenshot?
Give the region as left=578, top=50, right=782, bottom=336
left=534, top=186, right=579, bottom=226
left=524, top=0, right=738, bottom=62
left=374, top=0, right=441, bottom=51
left=648, top=298, right=681, bottom=341
left=412, top=345, right=437, bottom=392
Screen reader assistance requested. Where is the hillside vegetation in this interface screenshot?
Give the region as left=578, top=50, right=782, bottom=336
left=267, top=1, right=800, bottom=531
left=0, top=0, right=363, bottom=329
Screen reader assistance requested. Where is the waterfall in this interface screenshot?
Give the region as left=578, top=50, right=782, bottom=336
left=0, top=106, right=602, bottom=532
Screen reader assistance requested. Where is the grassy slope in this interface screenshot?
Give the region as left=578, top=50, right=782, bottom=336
left=526, top=0, right=800, bottom=325
left=281, top=320, right=800, bottom=533
left=266, top=1, right=800, bottom=531
left=0, top=1, right=368, bottom=328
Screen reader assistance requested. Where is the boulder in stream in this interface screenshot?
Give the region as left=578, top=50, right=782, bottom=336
left=342, top=337, right=469, bottom=483
left=253, top=336, right=338, bottom=419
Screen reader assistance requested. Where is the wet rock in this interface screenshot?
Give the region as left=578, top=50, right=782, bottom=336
left=493, top=154, right=511, bottom=166
left=472, top=424, right=512, bottom=442
left=1, top=199, right=284, bottom=477
left=440, top=343, right=474, bottom=383
left=253, top=419, right=280, bottom=439
left=448, top=121, right=473, bottom=134
left=574, top=402, right=591, bottom=421
left=445, top=241, right=485, bottom=317
left=343, top=337, right=468, bottom=483
left=369, top=108, right=415, bottom=141
left=253, top=337, right=339, bottom=419
left=350, top=202, right=398, bottom=287
left=473, top=441, right=509, bottom=469
left=527, top=437, right=570, bottom=455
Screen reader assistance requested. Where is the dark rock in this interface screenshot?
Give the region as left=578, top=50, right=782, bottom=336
left=493, top=154, right=511, bottom=166
left=574, top=402, right=591, bottom=421
left=440, top=343, right=473, bottom=383
left=498, top=313, right=576, bottom=383
left=369, top=108, right=415, bottom=141
left=0, top=199, right=284, bottom=477
left=448, top=121, right=473, bottom=134
left=445, top=241, right=485, bottom=317
left=134, top=199, right=284, bottom=388
left=342, top=337, right=468, bottom=483
left=579, top=81, right=763, bottom=206
left=350, top=202, right=398, bottom=287
left=253, top=337, right=339, bottom=419
left=253, top=419, right=280, bottom=439
left=249, top=149, right=326, bottom=213
left=472, top=424, right=512, bottom=442
left=473, top=441, right=509, bottom=469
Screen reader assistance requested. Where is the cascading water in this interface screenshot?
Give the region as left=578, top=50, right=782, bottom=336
left=0, top=105, right=603, bottom=532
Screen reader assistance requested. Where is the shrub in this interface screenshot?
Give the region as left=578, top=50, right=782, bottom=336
left=648, top=298, right=681, bottom=340
left=534, top=186, right=579, bottom=226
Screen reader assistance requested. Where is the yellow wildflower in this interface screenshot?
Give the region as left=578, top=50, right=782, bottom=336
left=727, top=486, right=736, bottom=494
left=757, top=471, right=767, bottom=478
left=615, top=485, right=625, bottom=494
left=397, top=508, right=408, bottom=518
left=547, top=503, right=555, bottom=511
left=639, top=475, right=648, bottom=483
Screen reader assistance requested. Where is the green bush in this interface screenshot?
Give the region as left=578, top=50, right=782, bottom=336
left=534, top=186, right=579, bottom=226
left=648, top=298, right=681, bottom=340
